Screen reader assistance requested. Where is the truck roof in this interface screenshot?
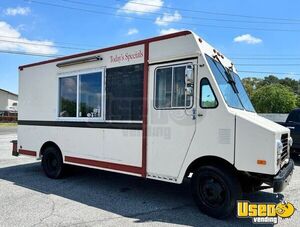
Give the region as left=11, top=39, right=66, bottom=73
left=19, top=30, right=192, bottom=71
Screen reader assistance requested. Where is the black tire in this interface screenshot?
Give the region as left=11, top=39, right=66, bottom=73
left=41, top=146, right=65, bottom=179
left=191, top=165, right=242, bottom=219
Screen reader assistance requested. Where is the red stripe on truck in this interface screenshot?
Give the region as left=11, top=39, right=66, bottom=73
left=65, top=156, right=143, bottom=175
left=19, top=149, right=37, bottom=156
left=141, top=42, right=149, bottom=178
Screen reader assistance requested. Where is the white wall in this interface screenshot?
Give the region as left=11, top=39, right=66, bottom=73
left=259, top=114, right=288, bottom=123
left=0, top=90, right=18, bottom=111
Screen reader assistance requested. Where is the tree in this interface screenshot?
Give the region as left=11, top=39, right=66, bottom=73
left=251, top=84, right=297, bottom=113
left=258, top=75, right=279, bottom=87
left=242, top=77, right=262, bottom=99
left=279, top=77, right=300, bottom=95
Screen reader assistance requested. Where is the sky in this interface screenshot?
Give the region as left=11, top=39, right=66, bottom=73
left=1, top=0, right=300, bottom=94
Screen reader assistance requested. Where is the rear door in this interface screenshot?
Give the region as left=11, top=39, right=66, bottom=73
left=147, top=59, right=197, bottom=179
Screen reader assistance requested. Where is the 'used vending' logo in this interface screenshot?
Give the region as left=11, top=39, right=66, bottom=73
left=237, top=200, right=295, bottom=224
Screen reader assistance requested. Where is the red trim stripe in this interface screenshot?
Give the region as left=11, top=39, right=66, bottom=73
left=19, top=31, right=191, bottom=70
left=19, top=149, right=37, bottom=156
left=141, top=42, right=149, bottom=178
left=65, top=156, right=142, bottom=175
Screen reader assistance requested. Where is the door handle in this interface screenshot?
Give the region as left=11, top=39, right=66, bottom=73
left=192, top=108, right=196, bottom=120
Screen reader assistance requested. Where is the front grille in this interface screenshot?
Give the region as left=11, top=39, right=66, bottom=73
left=281, top=133, right=289, bottom=162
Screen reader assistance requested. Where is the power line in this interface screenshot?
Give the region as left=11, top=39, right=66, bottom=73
left=229, top=54, right=300, bottom=56
left=0, top=49, right=63, bottom=58
left=2, top=37, right=300, bottom=61
left=238, top=70, right=300, bottom=76
left=1, top=49, right=300, bottom=76
left=232, top=57, right=300, bottom=60
left=60, top=0, right=300, bottom=25
left=25, top=0, right=300, bottom=33
left=0, top=39, right=89, bottom=51
left=236, top=64, right=300, bottom=66
left=116, top=0, right=300, bottom=23
left=0, top=35, right=100, bottom=49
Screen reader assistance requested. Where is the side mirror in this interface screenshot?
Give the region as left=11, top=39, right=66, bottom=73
left=185, top=64, right=194, bottom=84
left=185, top=86, right=193, bottom=96
left=185, top=64, right=194, bottom=97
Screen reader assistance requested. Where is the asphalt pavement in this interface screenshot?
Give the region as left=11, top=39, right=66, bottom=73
left=0, top=127, right=299, bottom=226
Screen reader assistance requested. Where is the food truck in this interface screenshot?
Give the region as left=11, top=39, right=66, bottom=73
left=14, top=31, right=294, bottom=218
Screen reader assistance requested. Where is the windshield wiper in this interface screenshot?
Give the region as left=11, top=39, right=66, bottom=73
left=213, top=55, right=239, bottom=93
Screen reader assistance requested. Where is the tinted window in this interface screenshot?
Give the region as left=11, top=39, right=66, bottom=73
left=106, top=64, right=144, bottom=121
left=59, top=76, right=77, bottom=117
left=79, top=72, right=102, bottom=118
left=200, top=78, right=218, bottom=108
left=287, top=110, right=300, bottom=123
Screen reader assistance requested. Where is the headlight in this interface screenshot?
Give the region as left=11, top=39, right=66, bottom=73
left=276, top=140, right=283, bottom=156
left=289, top=137, right=293, bottom=147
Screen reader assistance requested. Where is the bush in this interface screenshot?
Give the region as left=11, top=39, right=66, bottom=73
left=252, top=84, right=297, bottom=113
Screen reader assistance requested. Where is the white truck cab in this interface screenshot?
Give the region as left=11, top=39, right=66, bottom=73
left=14, top=30, right=294, bottom=218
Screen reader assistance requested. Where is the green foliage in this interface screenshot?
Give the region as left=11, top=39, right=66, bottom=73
left=251, top=84, right=297, bottom=113
left=242, top=75, right=300, bottom=113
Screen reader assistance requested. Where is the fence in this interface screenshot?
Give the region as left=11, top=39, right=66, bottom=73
left=0, top=116, right=17, bottom=123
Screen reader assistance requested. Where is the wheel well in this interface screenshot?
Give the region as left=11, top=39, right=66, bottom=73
left=185, top=156, right=237, bottom=177
left=40, top=141, right=61, bottom=157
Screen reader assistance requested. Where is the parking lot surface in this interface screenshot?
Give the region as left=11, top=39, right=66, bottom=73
left=0, top=127, right=299, bottom=227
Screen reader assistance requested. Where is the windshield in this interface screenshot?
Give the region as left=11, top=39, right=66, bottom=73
left=205, top=55, right=255, bottom=112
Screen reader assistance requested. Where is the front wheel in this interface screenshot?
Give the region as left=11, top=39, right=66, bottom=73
left=191, top=165, right=242, bottom=219
left=42, top=146, right=65, bottom=179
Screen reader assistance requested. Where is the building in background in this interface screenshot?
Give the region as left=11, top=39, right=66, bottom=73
left=0, top=88, right=18, bottom=116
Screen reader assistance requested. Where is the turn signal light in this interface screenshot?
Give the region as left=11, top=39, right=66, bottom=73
left=257, top=160, right=267, bottom=165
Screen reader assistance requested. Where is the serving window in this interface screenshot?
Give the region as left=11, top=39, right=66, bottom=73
left=59, top=76, right=77, bottom=117
left=58, top=64, right=143, bottom=122
left=58, top=69, right=104, bottom=120
left=79, top=72, right=102, bottom=118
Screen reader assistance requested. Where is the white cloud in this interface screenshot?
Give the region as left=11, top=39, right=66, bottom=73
left=233, top=34, right=262, bottom=44
left=4, top=7, right=31, bottom=16
left=127, top=28, right=139, bottom=35
left=119, top=0, right=163, bottom=14
left=159, top=28, right=184, bottom=35
left=0, top=21, right=57, bottom=55
left=155, top=11, right=182, bottom=26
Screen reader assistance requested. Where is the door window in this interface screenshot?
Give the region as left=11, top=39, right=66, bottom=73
left=200, top=78, right=218, bottom=108
left=155, top=65, right=192, bottom=109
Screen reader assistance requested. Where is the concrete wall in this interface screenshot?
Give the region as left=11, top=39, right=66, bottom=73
left=259, top=113, right=288, bottom=123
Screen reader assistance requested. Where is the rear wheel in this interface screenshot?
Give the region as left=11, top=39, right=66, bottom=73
left=42, top=146, right=65, bottom=179
left=191, top=165, right=242, bottom=219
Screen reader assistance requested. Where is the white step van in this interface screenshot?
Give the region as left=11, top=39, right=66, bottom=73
left=15, top=31, right=294, bottom=218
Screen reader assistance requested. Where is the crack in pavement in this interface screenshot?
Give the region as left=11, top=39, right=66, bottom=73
left=30, top=196, right=56, bottom=227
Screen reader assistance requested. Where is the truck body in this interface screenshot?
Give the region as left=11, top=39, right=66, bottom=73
left=278, top=108, right=300, bottom=153
left=15, top=31, right=294, bottom=218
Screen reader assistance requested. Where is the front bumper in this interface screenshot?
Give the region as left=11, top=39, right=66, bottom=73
left=273, top=159, right=294, bottom=192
